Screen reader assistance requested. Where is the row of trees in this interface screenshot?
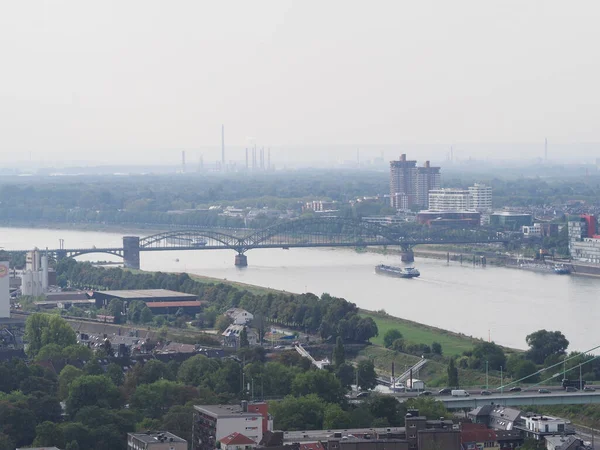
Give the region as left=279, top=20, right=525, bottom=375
left=56, top=259, right=379, bottom=343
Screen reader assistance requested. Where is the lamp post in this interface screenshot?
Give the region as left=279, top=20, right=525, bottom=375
left=486, top=361, right=489, bottom=391
left=500, top=366, right=503, bottom=395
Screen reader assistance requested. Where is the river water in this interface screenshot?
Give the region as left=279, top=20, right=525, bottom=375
left=2, top=226, right=598, bottom=352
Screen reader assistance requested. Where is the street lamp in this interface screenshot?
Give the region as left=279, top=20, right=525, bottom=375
left=500, top=366, right=503, bottom=395
left=486, top=361, right=489, bottom=391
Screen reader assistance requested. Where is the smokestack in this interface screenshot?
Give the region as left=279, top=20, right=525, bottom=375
left=401, top=154, right=406, bottom=162
left=268, top=148, right=271, bottom=170
left=221, top=125, right=225, bottom=166
left=425, top=160, right=430, bottom=168
left=260, top=147, right=265, bottom=170
left=41, top=253, right=48, bottom=291
left=181, top=151, right=186, bottom=173
left=245, top=148, right=249, bottom=170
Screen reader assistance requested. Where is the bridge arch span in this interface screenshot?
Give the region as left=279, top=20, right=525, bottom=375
left=139, top=229, right=245, bottom=252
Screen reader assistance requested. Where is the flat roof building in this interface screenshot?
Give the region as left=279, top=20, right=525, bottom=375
left=93, top=289, right=197, bottom=308
left=127, top=431, right=187, bottom=450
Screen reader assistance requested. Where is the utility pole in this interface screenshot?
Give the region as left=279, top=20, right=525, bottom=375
left=500, top=366, right=503, bottom=395
left=580, top=364, right=583, bottom=391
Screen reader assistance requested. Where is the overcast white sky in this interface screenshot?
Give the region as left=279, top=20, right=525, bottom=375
left=0, top=1, right=599, bottom=166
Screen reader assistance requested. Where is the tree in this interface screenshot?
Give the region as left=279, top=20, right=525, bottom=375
left=239, top=327, right=250, bottom=348
left=357, top=360, right=378, bottom=391
left=107, top=298, right=124, bottom=323
left=62, top=344, right=93, bottom=361
left=526, top=330, right=569, bottom=365
left=33, top=421, right=65, bottom=448
left=25, top=313, right=77, bottom=357
left=323, top=404, right=353, bottom=429
left=336, top=363, right=355, bottom=389
left=0, top=433, right=14, bottom=450
left=383, top=329, right=403, bottom=349
left=269, top=394, right=326, bottom=431
left=447, top=358, right=459, bottom=388
left=513, top=359, right=540, bottom=383
left=66, top=375, right=122, bottom=416
left=291, top=370, right=346, bottom=404
left=431, top=342, right=443, bottom=356
left=66, top=441, right=80, bottom=450
left=471, top=342, right=506, bottom=371
left=35, top=343, right=65, bottom=361
left=215, top=315, right=233, bottom=333
left=367, top=394, right=405, bottom=426
left=140, top=307, right=153, bottom=324
left=332, top=336, right=345, bottom=367
left=59, top=365, right=85, bottom=400
left=106, top=363, right=125, bottom=386
left=131, top=380, right=198, bottom=418
left=140, top=360, right=173, bottom=384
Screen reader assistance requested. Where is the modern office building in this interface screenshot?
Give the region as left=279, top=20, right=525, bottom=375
left=490, top=212, right=533, bottom=230
left=390, top=154, right=418, bottom=210
left=568, top=214, right=600, bottom=262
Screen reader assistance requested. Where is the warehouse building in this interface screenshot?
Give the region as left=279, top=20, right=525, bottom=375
left=93, top=289, right=198, bottom=309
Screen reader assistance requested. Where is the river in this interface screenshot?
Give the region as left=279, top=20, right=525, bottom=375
left=2, top=226, right=598, bottom=352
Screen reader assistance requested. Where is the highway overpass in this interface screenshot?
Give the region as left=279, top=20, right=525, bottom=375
left=422, top=391, right=600, bottom=409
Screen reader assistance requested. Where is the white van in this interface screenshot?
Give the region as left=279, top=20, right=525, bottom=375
left=451, top=389, right=470, bottom=397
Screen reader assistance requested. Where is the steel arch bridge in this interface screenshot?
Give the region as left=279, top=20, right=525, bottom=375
left=6, top=217, right=507, bottom=268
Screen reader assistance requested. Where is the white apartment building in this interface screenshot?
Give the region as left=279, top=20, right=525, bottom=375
left=428, top=184, right=493, bottom=212
left=468, top=183, right=493, bottom=211
left=428, top=189, right=471, bottom=211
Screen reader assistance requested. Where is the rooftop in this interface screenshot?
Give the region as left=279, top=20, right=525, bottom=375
left=145, top=301, right=205, bottom=308
left=93, top=289, right=197, bottom=300
left=129, top=431, right=187, bottom=444
left=194, top=404, right=263, bottom=418
left=220, top=432, right=256, bottom=445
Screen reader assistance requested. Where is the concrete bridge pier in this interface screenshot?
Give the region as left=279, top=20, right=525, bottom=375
left=234, top=253, right=248, bottom=267
left=123, top=236, right=141, bottom=269
left=400, top=248, right=414, bottom=263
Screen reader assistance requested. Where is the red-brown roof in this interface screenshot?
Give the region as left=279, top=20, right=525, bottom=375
left=461, top=423, right=497, bottom=443
left=220, top=432, right=256, bottom=445
left=145, top=301, right=204, bottom=308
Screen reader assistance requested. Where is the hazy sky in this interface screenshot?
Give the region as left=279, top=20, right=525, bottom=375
left=1, top=1, right=599, bottom=165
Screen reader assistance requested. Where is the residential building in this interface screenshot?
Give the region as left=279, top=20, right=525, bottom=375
left=222, top=324, right=258, bottom=347
left=362, top=216, right=410, bottom=226
left=303, top=200, right=339, bottom=212
left=460, top=423, right=499, bottom=450
left=494, top=430, right=524, bottom=449
left=568, top=214, right=600, bottom=263
left=544, top=435, right=584, bottom=450
left=416, top=161, right=441, bottom=209
left=329, top=440, right=409, bottom=450
left=468, top=183, right=493, bottom=211
left=127, top=431, right=187, bottom=450
left=428, top=189, right=471, bottom=211
left=193, top=402, right=272, bottom=450
left=522, top=224, right=543, bottom=237
left=225, top=308, right=254, bottom=325
left=219, top=432, right=257, bottom=450
left=467, top=405, right=522, bottom=431
left=417, top=429, right=461, bottom=450
left=516, top=414, right=574, bottom=440
left=390, top=155, right=418, bottom=210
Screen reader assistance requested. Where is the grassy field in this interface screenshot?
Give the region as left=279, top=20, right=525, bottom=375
left=360, top=310, right=483, bottom=357
left=189, top=274, right=290, bottom=297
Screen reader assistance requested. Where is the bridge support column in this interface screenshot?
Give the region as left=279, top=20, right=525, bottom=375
left=123, top=236, right=140, bottom=269
left=400, top=249, right=414, bottom=263
left=234, top=254, right=248, bottom=267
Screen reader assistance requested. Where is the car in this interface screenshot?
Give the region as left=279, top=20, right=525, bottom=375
left=438, top=388, right=452, bottom=395
left=419, top=391, right=432, bottom=396
left=509, top=387, right=522, bottom=392
left=565, top=386, right=579, bottom=392
left=356, top=392, right=370, bottom=398
left=274, top=345, right=284, bottom=349
left=538, top=388, right=551, bottom=394
left=480, top=390, right=492, bottom=396
left=584, top=386, right=596, bottom=392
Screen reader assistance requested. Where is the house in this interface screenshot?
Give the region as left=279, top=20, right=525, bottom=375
left=193, top=401, right=273, bottom=450
left=460, top=423, right=499, bottom=450
left=219, top=432, right=257, bottom=450
left=127, top=431, right=187, bottom=450
left=545, top=435, right=584, bottom=450
left=517, top=414, right=575, bottom=440
left=225, top=308, right=254, bottom=325
left=222, top=325, right=258, bottom=347
left=469, top=406, right=522, bottom=431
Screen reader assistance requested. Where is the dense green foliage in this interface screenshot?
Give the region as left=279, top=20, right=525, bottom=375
left=525, top=329, right=569, bottom=365
left=56, top=259, right=378, bottom=343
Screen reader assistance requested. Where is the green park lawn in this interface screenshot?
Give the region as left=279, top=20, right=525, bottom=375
left=360, top=310, right=481, bottom=357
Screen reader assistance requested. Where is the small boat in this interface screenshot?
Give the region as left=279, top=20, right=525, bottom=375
left=553, top=264, right=571, bottom=275
left=375, top=264, right=420, bottom=278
